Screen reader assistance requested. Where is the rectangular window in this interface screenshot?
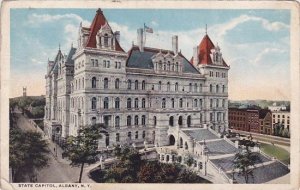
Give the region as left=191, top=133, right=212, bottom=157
left=91, top=59, right=95, bottom=67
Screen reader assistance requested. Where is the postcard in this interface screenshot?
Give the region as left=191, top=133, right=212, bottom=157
left=0, top=1, right=299, bottom=190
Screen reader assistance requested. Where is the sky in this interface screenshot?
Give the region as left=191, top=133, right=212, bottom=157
left=10, top=8, right=290, bottom=100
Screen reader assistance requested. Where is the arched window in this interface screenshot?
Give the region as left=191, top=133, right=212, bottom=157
left=216, top=99, right=219, bottom=107
left=115, top=116, right=120, bottom=128
left=134, top=98, right=139, bottom=108
left=194, top=99, right=198, bottom=107
left=104, top=78, right=108, bottom=89
left=179, top=98, right=183, bottom=108
left=163, top=64, right=166, bottom=70
left=142, top=98, right=146, bottom=108
left=189, top=83, right=192, bottom=92
left=127, top=79, right=132, bottom=90
left=92, top=117, right=96, bottom=125
left=128, top=132, right=132, bottom=140
left=210, top=84, right=213, bottom=93
left=115, top=78, right=120, bottom=89
left=187, top=115, right=191, bottom=127
left=159, top=61, right=162, bottom=70
left=135, top=131, right=139, bottom=139
left=153, top=116, right=157, bottom=126
left=162, top=98, right=166, bottom=108
left=222, top=85, right=225, bottom=93
left=142, top=131, right=146, bottom=139
left=116, top=133, right=120, bottom=142
left=178, top=116, right=183, bottom=126
left=78, top=79, right=81, bottom=89
left=91, top=97, right=97, bottom=110
left=104, top=33, right=109, bottom=47
left=135, top=80, right=139, bottom=90
left=127, top=98, right=132, bottom=109
left=175, top=82, right=179, bottom=91
left=142, top=115, right=146, bottom=125
left=134, top=115, right=139, bottom=126
left=104, top=97, right=109, bottom=109
left=167, top=62, right=171, bottom=70
left=176, top=62, right=179, bottom=71
left=167, top=82, right=170, bottom=91
left=82, top=77, right=84, bottom=88
left=169, top=116, right=174, bottom=126
left=185, top=142, right=188, bottom=150
left=216, top=85, right=219, bottom=93
left=127, top=116, right=131, bottom=126
left=200, top=99, right=203, bottom=108
left=158, top=81, right=162, bottom=90
left=171, top=98, right=175, bottom=108
left=210, top=99, right=213, bottom=108
left=194, top=83, right=198, bottom=92
left=180, top=138, right=183, bottom=148
left=222, top=99, right=225, bottom=108
left=142, top=80, right=146, bottom=90
left=115, top=97, right=120, bottom=109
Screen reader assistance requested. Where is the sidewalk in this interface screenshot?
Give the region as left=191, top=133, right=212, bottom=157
left=45, top=137, right=71, bottom=165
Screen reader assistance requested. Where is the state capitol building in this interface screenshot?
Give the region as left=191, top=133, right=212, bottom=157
left=44, top=8, right=229, bottom=149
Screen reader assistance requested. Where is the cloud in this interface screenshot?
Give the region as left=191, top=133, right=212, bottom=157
left=27, top=13, right=90, bottom=27
left=253, top=47, right=287, bottom=65
left=31, top=58, right=44, bottom=65
left=213, top=14, right=289, bottom=38
left=151, top=20, right=158, bottom=26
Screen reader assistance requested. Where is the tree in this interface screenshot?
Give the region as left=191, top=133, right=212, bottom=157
left=64, top=124, right=103, bottom=183
left=9, top=128, right=49, bottom=182
left=185, top=154, right=194, bottom=167
left=233, top=144, right=261, bottom=183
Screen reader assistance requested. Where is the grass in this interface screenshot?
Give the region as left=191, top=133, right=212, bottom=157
left=259, top=142, right=290, bottom=165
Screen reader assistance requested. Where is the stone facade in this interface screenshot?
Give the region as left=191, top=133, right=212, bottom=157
left=44, top=9, right=229, bottom=149
left=272, top=111, right=290, bottom=130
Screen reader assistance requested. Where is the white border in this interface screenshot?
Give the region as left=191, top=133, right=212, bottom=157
left=1, top=1, right=299, bottom=190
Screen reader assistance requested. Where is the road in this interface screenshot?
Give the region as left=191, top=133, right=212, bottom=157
left=231, top=129, right=290, bottom=152
left=12, top=110, right=97, bottom=183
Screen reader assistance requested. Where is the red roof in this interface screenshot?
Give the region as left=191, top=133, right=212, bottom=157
left=192, top=34, right=228, bottom=67
left=85, top=9, right=124, bottom=52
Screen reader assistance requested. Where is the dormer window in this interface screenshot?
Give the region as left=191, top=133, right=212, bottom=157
left=104, top=33, right=109, bottom=47
left=212, top=45, right=223, bottom=65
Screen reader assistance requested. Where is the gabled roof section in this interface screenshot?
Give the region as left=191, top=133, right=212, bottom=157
left=194, top=34, right=228, bottom=67
left=126, top=46, right=200, bottom=74
left=259, top=109, right=271, bottom=119
left=66, top=47, right=77, bottom=65
left=85, top=9, right=124, bottom=52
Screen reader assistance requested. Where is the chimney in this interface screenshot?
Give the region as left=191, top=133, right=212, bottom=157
left=172, top=35, right=178, bottom=54
left=114, top=31, right=120, bottom=43
left=193, top=46, right=199, bottom=65
left=137, top=28, right=144, bottom=52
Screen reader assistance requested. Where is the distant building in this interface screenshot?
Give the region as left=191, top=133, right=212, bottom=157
left=272, top=111, right=290, bottom=131
left=23, top=87, right=27, bottom=97
left=268, top=102, right=286, bottom=112
left=228, top=108, right=260, bottom=133
left=259, top=109, right=272, bottom=135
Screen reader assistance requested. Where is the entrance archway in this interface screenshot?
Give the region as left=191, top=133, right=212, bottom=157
left=169, top=135, right=175, bottom=145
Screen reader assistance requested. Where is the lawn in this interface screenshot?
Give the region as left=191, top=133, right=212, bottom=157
left=259, top=143, right=290, bottom=165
